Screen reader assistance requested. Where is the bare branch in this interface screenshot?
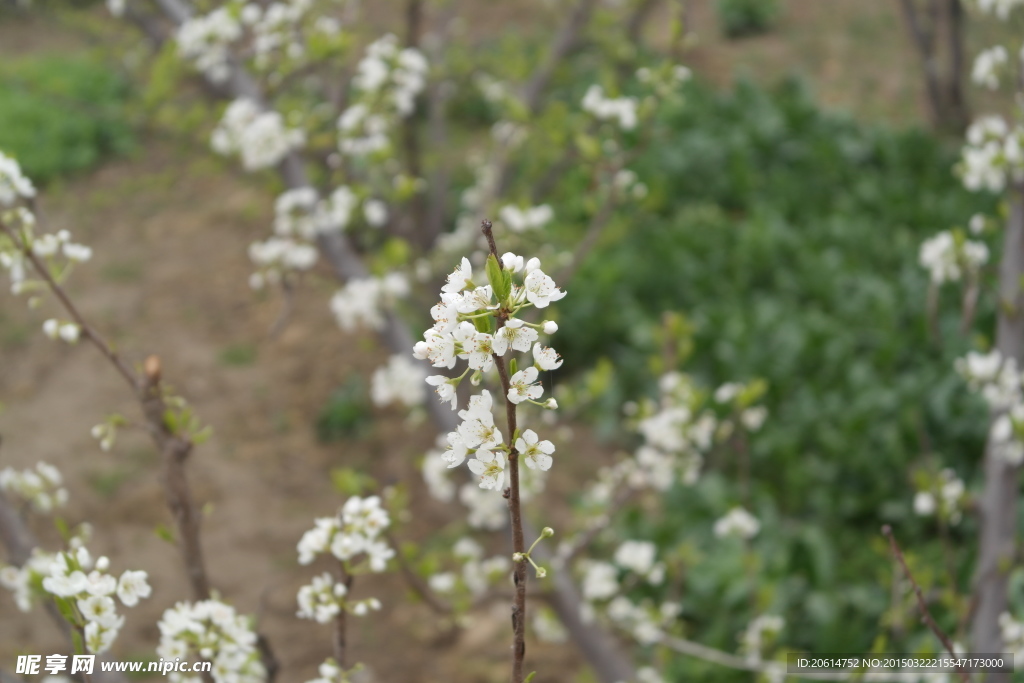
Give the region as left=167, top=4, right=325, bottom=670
left=883, top=525, right=971, bottom=683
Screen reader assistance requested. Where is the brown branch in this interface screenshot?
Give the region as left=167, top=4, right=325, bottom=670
left=521, top=0, right=597, bottom=114
left=2, top=219, right=138, bottom=390
left=882, top=525, right=971, bottom=683
left=626, top=0, right=661, bottom=44
left=385, top=530, right=454, bottom=615
left=970, top=192, right=1024, bottom=679
left=138, top=355, right=211, bottom=601
left=481, top=219, right=528, bottom=683
left=1, top=218, right=214, bottom=603
left=333, top=564, right=354, bottom=668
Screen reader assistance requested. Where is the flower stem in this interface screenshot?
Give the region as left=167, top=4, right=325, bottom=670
left=482, top=219, right=528, bottom=683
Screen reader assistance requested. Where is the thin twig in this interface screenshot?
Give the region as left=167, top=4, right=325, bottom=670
left=385, top=529, right=454, bottom=615
left=882, top=525, right=971, bottom=683
left=482, top=219, right=528, bottom=683
left=333, top=563, right=354, bottom=668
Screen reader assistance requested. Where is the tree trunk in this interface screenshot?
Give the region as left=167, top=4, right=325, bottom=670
left=971, top=193, right=1024, bottom=676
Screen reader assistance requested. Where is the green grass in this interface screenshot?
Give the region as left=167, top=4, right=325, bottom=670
left=0, top=51, right=133, bottom=183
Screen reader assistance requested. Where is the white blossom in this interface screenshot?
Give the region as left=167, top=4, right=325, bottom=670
left=211, top=99, right=304, bottom=171
left=713, top=506, right=760, bottom=540
left=918, top=230, right=988, bottom=284
left=467, top=449, right=508, bottom=490
left=176, top=8, right=242, bottom=83
left=0, top=462, right=68, bottom=513
left=533, top=342, right=563, bottom=370
left=330, top=272, right=408, bottom=331
left=972, top=45, right=1009, bottom=90
left=581, top=561, right=619, bottom=601
left=116, top=570, right=151, bottom=607
left=508, top=366, right=543, bottom=404
left=498, top=204, right=554, bottom=232
left=371, top=354, right=426, bottom=407
left=157, top=599, right=266, bottom=683
left=516, top=429, right=555, bottom=471
left=523, top=268, right=567, bottom=308
left=363, top=199, right=389, bottom=227
left=582, top=85, right=638, bottom=130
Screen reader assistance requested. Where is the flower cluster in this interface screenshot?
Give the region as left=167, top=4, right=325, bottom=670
left=0, top=462, right=68, bottom=513
left=413, top=253, right=563, bottom=489
left=335, top=35, right=428, bottom=159
left=972, top=45, right=1009, bottom=90
left=498, top=204, right=554, bottom=233
left=176, top=6, right=242, bottom=82
left=370, top=354, right=426, bottom=407
left=211, top=99, right=305, bottom=171
left=248, top=186, right=367, bottom=288
left=296, top=572, right=382, bottom=623
left=913, top=468, right=967, bottom=525
left=329, top=272, right=409, bottom=331
left=2, top=537, right=151, bottom=655
left=0, top=189, right=91, bottom=305
left=296, top=495, right=394, bottom=569
left=430, top=537, right=512, bottom=598
left=918, top=230, right=988, bottom=284
left=295, top=497, right=394, bottom=625
left=579, top=541, right=667, bottom=604
left=604, top=596, right=681, bottom=648
left=351, top=34, right=428, bottom=117
left=613, top=540, right=665, bottom=584
left=958, top=115, right=1024, bottom=193
left=157, top=599, right=266, bottom=683
left=176, top=0, right=339, bottom=81
left=713, top=506, right=761, bottom=540
left=582, top=85, right=639, bottom=131
left=956, top=349, right=1024, bottom=464
left=630, top=373, right=719, bottom=490
left=0, top=150, right=35, bottom=207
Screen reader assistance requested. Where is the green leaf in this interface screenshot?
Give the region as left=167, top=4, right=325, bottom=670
left=486, top=254, right=511, bottom=304
left=154, top=524, right=176, bottom=544
left=473, top=314, right=494, bottom=334
left=509, top=358, right=518, bottom=377
left=331, top=467, right=378, bottom=496
left=524, top=672, right=537, bottom=683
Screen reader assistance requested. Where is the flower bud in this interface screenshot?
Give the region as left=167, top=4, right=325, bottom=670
left=512, top=552, right=525, bottom=562
left=542, top=527, right=554, bottom=538
left=544, top=398, right=559, bottom=410
left=543, top=321, right=558, bottom=334
left=535, top=567, right=547, bottom=578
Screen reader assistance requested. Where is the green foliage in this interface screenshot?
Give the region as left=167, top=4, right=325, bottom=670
left=715, top=0, right=780, bottom=38
left=0, top=52, right=133, bottom=182
left=316, top=377, right=371, bottom=442
left=557, top=78, right=993, bottom=675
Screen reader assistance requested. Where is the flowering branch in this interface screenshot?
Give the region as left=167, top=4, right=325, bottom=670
left=480, top=219, right=530, bottom=682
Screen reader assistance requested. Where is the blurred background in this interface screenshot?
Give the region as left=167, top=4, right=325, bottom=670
left=0, top=0, right=1015, bottom=681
